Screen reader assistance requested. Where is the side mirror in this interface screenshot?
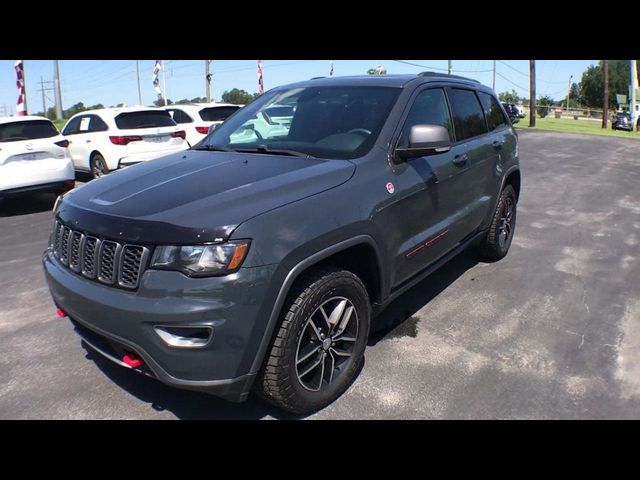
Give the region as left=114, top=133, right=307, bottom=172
left=394, top=124, right=451, bottom=163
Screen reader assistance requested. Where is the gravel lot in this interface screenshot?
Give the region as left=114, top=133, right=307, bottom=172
left=1, top=129, right=639, bottom=419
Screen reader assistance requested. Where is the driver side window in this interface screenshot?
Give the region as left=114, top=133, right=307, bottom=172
left=398, top=88, right=453, bottom=147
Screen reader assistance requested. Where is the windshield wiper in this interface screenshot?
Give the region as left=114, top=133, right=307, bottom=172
left=193, top=145, right=233, bottom=152
left=231, top=145, right=314, bottom=158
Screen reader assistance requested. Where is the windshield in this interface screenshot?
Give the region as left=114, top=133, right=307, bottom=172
left=199, top=86, right=400, bottom=160
left=0, top=120, right=59, bottom=142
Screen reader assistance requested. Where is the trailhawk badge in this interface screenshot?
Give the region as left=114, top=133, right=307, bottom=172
left=386, top=182, right=395, bottom=194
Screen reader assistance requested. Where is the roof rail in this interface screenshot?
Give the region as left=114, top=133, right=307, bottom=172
left=418, top=71, right=479, bottom=83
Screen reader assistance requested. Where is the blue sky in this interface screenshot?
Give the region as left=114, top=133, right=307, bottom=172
left=0, top=59, right=597, bottom=116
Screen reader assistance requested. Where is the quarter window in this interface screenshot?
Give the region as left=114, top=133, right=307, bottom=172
left=398, top=88, right=453, bottom=147
left=477, top=92, right=508, bottom=131
left=167, top=109, right=194, bottom=124
left=448, top=88, right=489, bottom=141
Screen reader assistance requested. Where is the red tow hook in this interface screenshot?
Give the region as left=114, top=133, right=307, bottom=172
left=55, top=308, right=67, bottom=318
left=122, top=352, right=143, bottom=368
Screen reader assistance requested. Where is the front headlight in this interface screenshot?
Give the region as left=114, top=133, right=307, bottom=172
left=149, top=240, right=251, bottom=277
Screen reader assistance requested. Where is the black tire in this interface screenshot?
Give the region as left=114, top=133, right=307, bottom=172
left=90, top=153, right=109, bottom=179
left=256, top=267, right=370, bottom=415
left=478, top=184, right=517, bottom=261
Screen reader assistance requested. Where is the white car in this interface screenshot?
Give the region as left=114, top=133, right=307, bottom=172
left=0, top=116, right=75, bottom=199
left=163, top=103, right=241, bottom=146
left=61, top=107, right=189, bottom=178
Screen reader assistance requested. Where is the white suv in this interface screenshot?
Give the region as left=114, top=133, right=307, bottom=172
left=62, top=107, right=189, bottom=178
left=163, top=103, right=241, bottom=146
left=0, top=116, right=75, bottom=199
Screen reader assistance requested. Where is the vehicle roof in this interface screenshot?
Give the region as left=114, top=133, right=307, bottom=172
left=275, top=72, right=485, bottom=90
left=0, top=115, right=53, bottom=125
left=68, top=106, right=163, bottom=119
left=162, top=102, right=241, bottom=111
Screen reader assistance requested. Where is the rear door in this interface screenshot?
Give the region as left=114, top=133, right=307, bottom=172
left=113, top=110, right=185, bottom=155
left=65, top=114, right=108, bottom=170
left=444, top=87, right=495, bottom=237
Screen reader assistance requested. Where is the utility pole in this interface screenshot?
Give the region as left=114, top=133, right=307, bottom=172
left=529, top=60, right=536, bottom=127
left=53, top=60, right=63, bottom=120
left=135, top=61, right=143, bottom=106
left=206, top=60, right=211, bottom=103
left=631, top=59, right=637, bottom=132
left=40, top=77, right=46, bottom=115
left=492, top=60, right=496, bottom=90
left=448, top=60, right=452, bottom=75
left=602, top=60, right=609, bottom=129
left=161, top=60, right=168, bottom=106
left=566, top=75, right=573, bottom=113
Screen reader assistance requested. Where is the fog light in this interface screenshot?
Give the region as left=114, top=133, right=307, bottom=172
left=154, top=326, right=213, bottom=348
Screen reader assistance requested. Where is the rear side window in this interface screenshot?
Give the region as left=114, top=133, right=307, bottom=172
left=88, top=115, right=109, bottom=132
left=114, top=111, right=176, bottom=129
left=199, top=106, right=240, bottom=122
left=448, top=88, right=488, bottom=141
left=478, top=92, right=508, bottom=131
left=0, top=120, right=59, bottom=142
left=167, top=109, right=193, bottom=124
left=398, top=88, right=453, bottom=147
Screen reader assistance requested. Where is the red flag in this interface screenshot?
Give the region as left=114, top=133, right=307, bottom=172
left=15, top=60, right=26, bottom=116
left=257, top=60, right=264, bottom=95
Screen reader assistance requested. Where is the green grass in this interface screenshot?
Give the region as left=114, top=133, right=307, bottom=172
left=514, top=116, right=640, bottom=140
left=53, top=119, right=67, bottom=131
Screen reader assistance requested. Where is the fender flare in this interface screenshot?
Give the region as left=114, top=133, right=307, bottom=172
left=248, top=234, right=383, bottom=375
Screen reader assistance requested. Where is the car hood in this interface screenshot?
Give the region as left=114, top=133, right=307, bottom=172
left=57, top=150, right=355, bottom=244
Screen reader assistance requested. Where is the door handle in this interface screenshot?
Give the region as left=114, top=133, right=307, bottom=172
left=453, top=153, right=468, bottom=166
left=492, top=140, right=504, bottom=149
left=86, top=139, right=91, bottom=143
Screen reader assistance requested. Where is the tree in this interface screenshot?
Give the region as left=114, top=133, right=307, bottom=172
left=222, top=88, right=258, bottom=105
left=64, top=102, right=86, bottom=118
left=367, top=68, right=387, bottom=75
left=579, top=60, right=630, bottom=109
left=498, top=90, right=519, bottom=104
left=153, top=98, right=173, bottom=106
left=567, top=83, right=580, bottom=108
left=536, top=95, right=554, bottom=118
left=189, top=97, right=208, bottom=103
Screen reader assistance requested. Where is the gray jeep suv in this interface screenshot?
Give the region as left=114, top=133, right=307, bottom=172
left=43, top=72, right=520, bottom=414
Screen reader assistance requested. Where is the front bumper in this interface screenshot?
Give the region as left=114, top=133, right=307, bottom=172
left=43, top=249, right=278, bottom=401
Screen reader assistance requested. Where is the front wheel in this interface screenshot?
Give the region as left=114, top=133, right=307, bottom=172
left=257, top=268, right=370, bottom=415
left=478, top=184, right=517, bottom=261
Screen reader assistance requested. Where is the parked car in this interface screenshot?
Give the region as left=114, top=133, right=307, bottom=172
left=514, top=104, right=526, bottom=118
left=0, top=116, right=74, bottom=200
left=611, top=112, right=633, bottom=131
left=61, top=107, right=189, bottom=178
left=163, top=103, right=241, bottom=146
left=44, top=72, right=520, bottom=414
left=501, top=103, right=520, bottom=123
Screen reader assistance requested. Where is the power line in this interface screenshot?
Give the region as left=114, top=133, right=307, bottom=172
left=498, top=60, right=566, bottom=84
left=495, top=70, right=529, bottom=92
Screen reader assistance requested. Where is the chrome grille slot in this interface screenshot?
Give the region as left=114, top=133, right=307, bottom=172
left=81, top=236, right=99, bottom=279
left=49, top=221, right=147, bottom=290
left=98, top=241, right=120, bottom=285
left=118, top=245, right=149, bottom=289
left=69, top=231, right=84, bottom=272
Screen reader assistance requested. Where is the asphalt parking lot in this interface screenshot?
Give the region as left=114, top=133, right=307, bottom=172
left=1, top=129, right=639, bottom=419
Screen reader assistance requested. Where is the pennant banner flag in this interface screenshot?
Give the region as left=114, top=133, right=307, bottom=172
left=15, top=60, right=26, bottom=116
left=152, top=60, right=162, bottom=96
left=257, top=60, right=264, bottom=95
left=330, top=60, right=334, bottom=77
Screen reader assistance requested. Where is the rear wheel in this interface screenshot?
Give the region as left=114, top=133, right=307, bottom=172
left=90, top=153, right=109, bottom=179
left=478, top=184, right=517, bottom=261
left=257, top=267, right=370, bottom=415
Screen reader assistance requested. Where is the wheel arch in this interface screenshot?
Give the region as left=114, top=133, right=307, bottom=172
left=249, top=235, right=384, bottom=376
